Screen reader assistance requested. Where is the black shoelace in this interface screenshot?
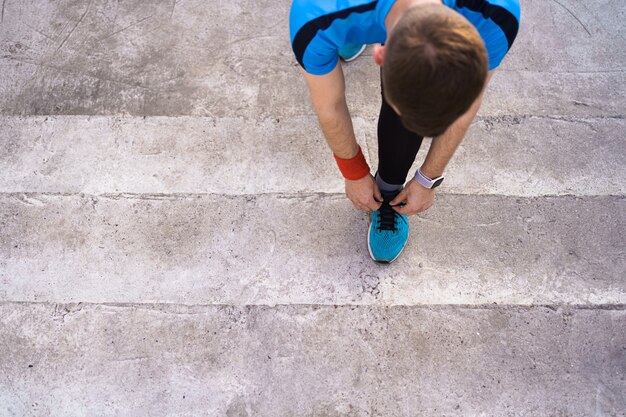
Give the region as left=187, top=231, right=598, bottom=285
left=377, top=200, right=398, bottom=231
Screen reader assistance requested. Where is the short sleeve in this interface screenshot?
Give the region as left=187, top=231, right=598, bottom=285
left=299, top=40, right=339, bottom=75
left=290, top=26, right=339, bottom=75
left=482, top=26, right=513, bottom=70
left=289, top=0, right=339, bottom=75
left=480, top=0, right=520, bottom=70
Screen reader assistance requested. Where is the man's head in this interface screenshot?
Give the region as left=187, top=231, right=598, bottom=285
left=375, top=2, right=488, bottom=137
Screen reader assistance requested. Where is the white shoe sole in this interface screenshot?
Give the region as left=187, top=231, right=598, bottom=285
left=367, top=221, right=409, bottom=264
left=341, top=44, right=367, bottom=62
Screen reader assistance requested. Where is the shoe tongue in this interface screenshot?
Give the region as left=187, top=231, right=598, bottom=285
left=379, top=191, right=398, bottom=213
left=378, top=200, right=397, bottom=231
left=381, top=189, right=401, bottom=203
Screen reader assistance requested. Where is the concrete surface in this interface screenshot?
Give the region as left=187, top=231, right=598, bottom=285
left=0, top=0, right=625, bottom=118
left=1, top=115, right=624, bottom=196
left=1, top=194, right=624, bottom=306
left=1, top=303, right=625, bottom=417
left=1, top=0, right=625, bottom=415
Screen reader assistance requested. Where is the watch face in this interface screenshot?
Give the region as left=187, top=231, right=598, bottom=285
left=432, top=177, right=444, bottom=188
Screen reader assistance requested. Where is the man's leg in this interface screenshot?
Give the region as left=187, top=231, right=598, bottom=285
left=376, top=87, right=423, bottom=191
left=368, top=77, right=424, bottom=263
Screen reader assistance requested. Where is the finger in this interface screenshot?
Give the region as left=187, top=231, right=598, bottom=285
left=373, top=184, right=383, bottom=203
left=390, top=189, right=407, bottom=206
left=367, top=198, right=382, bottom=211
left=393, top=204, right=413, bottom=215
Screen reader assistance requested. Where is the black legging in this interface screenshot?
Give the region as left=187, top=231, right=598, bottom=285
left=377, top=72, right=424, bottom=185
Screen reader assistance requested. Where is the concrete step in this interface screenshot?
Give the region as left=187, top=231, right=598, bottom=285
left=1, top=193, right=623, bottom=305
left=2, top=115, right=624, bottom=196
left=1, top=302, right=624, bottom=416
left=1, top=0, right=624, bottom=414
left=1, top=0, right=624, bottom=118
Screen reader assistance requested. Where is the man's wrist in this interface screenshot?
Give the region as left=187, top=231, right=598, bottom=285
left=334, top=146, right=370, bottom=180
left=333, top=143, right=360, bottom=160
left=420, top=165, right=443, bottom=179
left=415, top=167, right=444, bottom=189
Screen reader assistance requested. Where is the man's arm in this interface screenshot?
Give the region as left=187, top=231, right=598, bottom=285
left=302, top=63, right=382, bottom=211
left=421, top=71, right=494, bottom=178
left=301, top=63, right=360, bottom=159
left=391, top=71, right=494, bottom=215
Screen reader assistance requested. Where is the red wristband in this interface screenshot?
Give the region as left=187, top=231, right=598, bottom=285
left=333, top=146, right=370, bottom=180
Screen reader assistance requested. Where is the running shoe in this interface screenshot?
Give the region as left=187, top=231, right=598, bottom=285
left=368, top=190, right=409, bottom=263
left=338, top=43, right=367, bottom=62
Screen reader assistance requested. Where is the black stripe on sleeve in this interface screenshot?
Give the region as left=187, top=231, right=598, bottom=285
left=456, top=0, right=519, bottom=49
left=292, top=0, right=378, bottom=70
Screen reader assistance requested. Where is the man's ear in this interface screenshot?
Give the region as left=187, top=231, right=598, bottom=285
left=373, top=44, right=385, bottom=66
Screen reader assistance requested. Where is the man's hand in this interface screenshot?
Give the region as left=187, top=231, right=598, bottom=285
left=345, top=175, right=383, bottom=212
left=390, top=179, right=435, bottom=216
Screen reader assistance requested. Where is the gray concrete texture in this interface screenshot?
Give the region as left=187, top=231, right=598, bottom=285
left=1, top=115, right=625, bottom=196
left=1, top=194, right=624, bottom=306
left=1, top=0, right=626, bottom=415
left=0, top=0, right=624, bottom=118
left=1, top=303, right=625, bottom=416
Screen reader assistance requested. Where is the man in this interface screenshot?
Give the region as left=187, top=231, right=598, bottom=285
left=289, top=0, right=520, bottom=263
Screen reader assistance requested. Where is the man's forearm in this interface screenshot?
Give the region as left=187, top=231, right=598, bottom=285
left=420, top=110, right=474, bottom=178
left=316, top=99, right=360, bottom=159
left=302, top=64, right=360, bottom=160
left=421, top=71, right=492, bottom=178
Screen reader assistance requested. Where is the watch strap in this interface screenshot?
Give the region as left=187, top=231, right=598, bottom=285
left=415, top=167, right=444, bottom=189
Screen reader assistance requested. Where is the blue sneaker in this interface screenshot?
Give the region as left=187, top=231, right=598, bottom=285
left=338, top=43, right=367, bottom=62
left=368, top=190, right=409, bottom=263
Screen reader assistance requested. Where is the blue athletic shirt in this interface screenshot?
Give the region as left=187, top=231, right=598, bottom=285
left=290, top=0, right=520, bottom=75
